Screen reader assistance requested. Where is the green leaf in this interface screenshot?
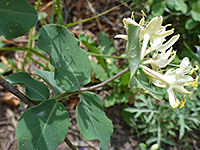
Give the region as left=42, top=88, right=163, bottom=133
left=122, top=104, right=135, bottom=127
left=139, top=143, right=147, bottom=150
left=6, top=72, right=49, bottom=101
left=178, top=114, right=185, bottom=139
left=0, top=0, right=38, bottom=39
left=151, top=0, right=166, bottom=17
left=191, top=1, right=200, bottom=22
left=77, top=92, right=113, bottom=150
left=34, top=69, right=64, bottom=96
left=98, top=31, right=115, bottom=55
left=0, top=62, right=12, bottom=74
left=185, top=18, right=198, bottom=30
left=0, top=36, right=5, bottom=47
left=133, top=68, right=163, bottom=100
left=38, top=24, right=93, bottom=92
left=104, top=92, right=128, bottom=107
left=126, top=24, right=141, bottom=87
left=16, top=99, right=69, bottom=150
left=91, top=60, right=109, bottom=82
left=167, top=0, right=188, bottom=14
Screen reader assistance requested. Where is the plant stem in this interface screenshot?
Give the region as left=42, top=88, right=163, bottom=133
left=82, top=67, right=129, bottom=91
left=54, top=67, right=129, bottom=100
left=0, top=47, right=49, bottom=61
left=64, top=137, right=78, bottom=150
left=65, top=4, right=122, bottom=28
left=87, top=52, right=128, bottom=59
left=0, top=76, right=35, bottom=107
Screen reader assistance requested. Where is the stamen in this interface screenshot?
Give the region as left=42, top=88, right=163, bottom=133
left=172, top=100, right=180, bottom=109
left=189, top=76, right=199, bottom=88
left=170, top=50, right=176, bottom=57
left=141, top=10, right=146, bottom=17
left=131, top=11, right=134, bottom=19
left=179, top=98, right=186, bottom=109
left=189, top=92, right=193, bottom=95
left=189, top=65, right=199, bottom=75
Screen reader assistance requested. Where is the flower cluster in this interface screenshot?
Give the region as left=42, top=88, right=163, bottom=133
left=115, top=12, right=199, bottom=109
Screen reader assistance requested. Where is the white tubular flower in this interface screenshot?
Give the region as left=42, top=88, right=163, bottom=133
left=143, top=47, right=176, bottom=70
left=114, top=14, right=145, bottom=40
left=140, top=16, right=175, bottom=60
left=142, top=57, right=199, bottom=109
left=142, top=35, right=180, bottom=70
left=144, top=34, right=180, bottom=57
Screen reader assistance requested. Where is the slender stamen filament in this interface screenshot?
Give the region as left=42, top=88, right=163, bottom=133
left=189, top=65, right=199, bottom=75
left=179, top=98, right=186, bottom=109
left=189, top=76, right=199, bottom=88
left=141, top=10, right=146, bottom=17
left=131, top=11, right=134, bottom=19
left=170, top=50, right=176, bottom=57
left=172, top=100, right=180, bottom=109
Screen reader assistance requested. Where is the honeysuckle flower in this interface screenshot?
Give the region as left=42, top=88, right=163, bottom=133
left=143, top=47, right=176, bottom=70
left=115, top=12, right=198, bottom=108
left=140, top=16, right=175, bottom=60
left=115, top=14, right=176, bottom=61
left=142, top=34, right=180, bottom=70
left=142, top=57, right=199, bottom=109
left=143, top=34, right=180, bottom=57
left=115, top=15, right=145, bottom=40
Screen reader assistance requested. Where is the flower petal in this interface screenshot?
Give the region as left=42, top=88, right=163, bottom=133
left=167, top=88, right=180, bottom=108
left=114, top=34, right=128, bottom=40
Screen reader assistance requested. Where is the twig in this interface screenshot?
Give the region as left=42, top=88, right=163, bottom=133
left=39, top=0, right=53, bottom=13
left=64, top=137, right=78, bottom=150
left=0, top=76, right=35, bottom=107
left=54, top=67, right=129, bottom=100
left=81, top=67, right=129, bottom=91
left=86, top=0, right=102, bottom=30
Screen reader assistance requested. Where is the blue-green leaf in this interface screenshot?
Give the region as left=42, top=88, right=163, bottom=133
left=16, top=99, right=69, bottom=150
left=77, top=92, right=113, bottom=150
left=126, top=24, right=141, bottom=87
left=38, top=24, right=93, bottom=92
left=0, top=0, right=38, bottom=39
left=34, top=69, right=64, bottom=96
left=6, top=72, right=49, bottom=101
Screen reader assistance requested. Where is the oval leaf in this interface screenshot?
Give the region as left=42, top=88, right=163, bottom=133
left=191, top=1, right=200, bottom=22
left=126, top=24, right=141, bottom=87
left=132, top=68, right=163, bottom=100
left=16, top=99, right=69, bottom=150
left=35, top=68, right=64, bottom=96
left=77, top=92, right=113, bottom=150
left=6, top=72, right=49, bottom=100
left=38, top=24, right=93, bottom=92
left=0, top=0, right=38, bottom=39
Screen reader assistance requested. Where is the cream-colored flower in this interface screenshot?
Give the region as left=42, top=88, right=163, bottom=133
left=143, top=47, right=176, bottom=70
left=142, top=34, right=180, bottom=70
left=140, top=16, right=174, bottom=60
left=114, top=16, right=145, bottom=40
left=144, top=34, right=180, bottom=57
left=142, top=57, right=198, bottom=108
left=115, top=14, right=176, bottom=61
